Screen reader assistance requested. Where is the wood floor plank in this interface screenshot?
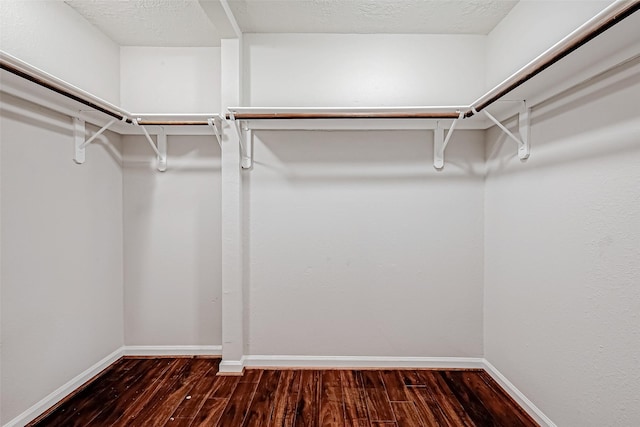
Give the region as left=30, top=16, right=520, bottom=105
left=320, top=371, right=345, bottom=427
left=440, top=371, right=499, bottom=426
left=240, top=368, right=263, bottom=383
left=66, top=359, right=149, bottom=426
left=271, top=370, right=302, bottom=427
left=209, top=375, right=241, bottom=398
left=473, top=371, right=538, bottom=426
left=404, top=385, right=444, bottom=427
left=108, top=358, right=188, bottom=426
left=392, top=401, right=426, bottom=427
left=294, top=370, right=321, bottom=427
left=361, top=371, right=395, bottom=422
left=322, top=370, right=342, bottom=388
left=165, top=416, right=198, bottom=427
left=134, top=358, right=214, bottom=426
left=381, top=370, right=411, bottom=402
left=190, top=398, right=229, bottom=427
left=242, top=370, right=282, bottom=427
left=30, top=358, right=142, bottom=426
left=341, top=371, right=369, bottom=426
left=168, top=361, right=222, bottom=420
left=414, top=371, right=475, bottom=427
left=397, top=370, right=428, bottom=387
left=84, top=358, right=176, bottom=426
left=217, top=373, right=262, bottom=427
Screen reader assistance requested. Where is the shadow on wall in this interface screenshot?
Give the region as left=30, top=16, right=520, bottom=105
left=487, top=58, right=640, bottom=176
left=122, top=134, right=221, bottom=173
left=252, top=129, right=486, bottom=183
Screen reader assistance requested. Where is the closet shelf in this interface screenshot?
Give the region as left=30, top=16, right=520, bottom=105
left=226, top=107, right=464, bottom=120
left=0, top=51, right=222, bottom=136
left=225, top=107, right=479, bottom=131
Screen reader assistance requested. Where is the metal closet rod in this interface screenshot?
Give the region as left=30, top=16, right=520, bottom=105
left=224, top=111, right=462, bottom=120
left=465, top=0, right=640, bottom=118
left=0, top=60, right=216, bottom=126
left=0, top=61, right=134, bottom=124
left=1, top=0, right=638, bottom=124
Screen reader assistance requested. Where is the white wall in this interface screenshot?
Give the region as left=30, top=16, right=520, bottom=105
left=484, top=66, right=640, bottom=425
left=120, top=47, right=221, bottom=113
left=245, top=34, right=486, bottom=107
left=0, top=94, right=124, bottom=424
left=246, top=129, right=485, bottom=356
left=0, top=0, right=121, bottom=104
left=123, top=135, right=222, bottom=346
left=485, top=0, right=611, bottom=90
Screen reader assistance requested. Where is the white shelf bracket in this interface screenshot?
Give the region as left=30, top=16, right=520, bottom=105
left=73, top=117, right=86, bottom=164
left=208, top=117, right=222, bottom=148
left=518, top=101, right=531, bottom=160
left=74, top=117, right=124, bottom=165
left=240, top=125, right=252, bottom=169
left=228, top=113, right=252, bottom=169
left=157, top=128, right=167, bottom=172
left=476, top=103, right=530, bottom=160
left=74, top=117, right=126, bottom=165
left=434, top=121, right=444, bottom=170
left=134, top=118, right=167, bottom=172
left=434, top=111, right=464, bottom=170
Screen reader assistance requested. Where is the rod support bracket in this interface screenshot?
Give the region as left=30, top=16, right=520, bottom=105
left=518, top=101, right=531, bottom=160
left=476, top=104, right=530, bottom=161
left=434, top=111, right=464, bottom=170
left=240, top=125, right=253, bottom=169
left=134, top=118, right=167, bottom=172
left=208, top=117, right=222, bottom=148
left=157, top=129, right=167, bottom=172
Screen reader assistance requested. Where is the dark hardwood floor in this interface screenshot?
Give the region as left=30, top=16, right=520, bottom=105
left=29, top=357, right=538, bottom=427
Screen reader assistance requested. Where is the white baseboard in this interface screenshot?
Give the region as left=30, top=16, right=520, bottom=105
left=243, top=355, right=484, bottom=369
left=123, top=345, right=222, bottom=357
left=4, top=347, right=124, bottom=427
left=218, top=357, right=247, bottom=374
left=482, top=359, right=556, bottom=427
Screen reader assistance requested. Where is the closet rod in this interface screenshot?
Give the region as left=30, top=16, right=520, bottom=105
left=0, top=61, right=133, bottom=124
left=224, top=111, right=461, bottom=120
left=466, top=0, right=640, bottom=118
left=0, top=59, right=216, bottom=126
left=136, top=120, right=210, bottom=126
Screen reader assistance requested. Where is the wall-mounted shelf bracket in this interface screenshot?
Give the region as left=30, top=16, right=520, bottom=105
left=227, top=113, right=253, bottom=169
left=476, top=102, right=530, bottom=160
left=73, top=117, right=120, bottom=164
left=240, top=125, right=252, bottom=169
left=434, top=111, right=464, bottom=170
left=134, top=118, right=167, bottom=172
left=208, top=117, right=222, bottom=148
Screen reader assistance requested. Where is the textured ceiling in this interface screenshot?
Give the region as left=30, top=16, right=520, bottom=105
left=228, top=0, right=519, bottom=35
left=64, top=0, right=222, bottom=46
left=65, top=0, right=519, bottom=47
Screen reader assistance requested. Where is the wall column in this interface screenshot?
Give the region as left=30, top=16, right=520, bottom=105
left=218, top=37, right=245, bottom=374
